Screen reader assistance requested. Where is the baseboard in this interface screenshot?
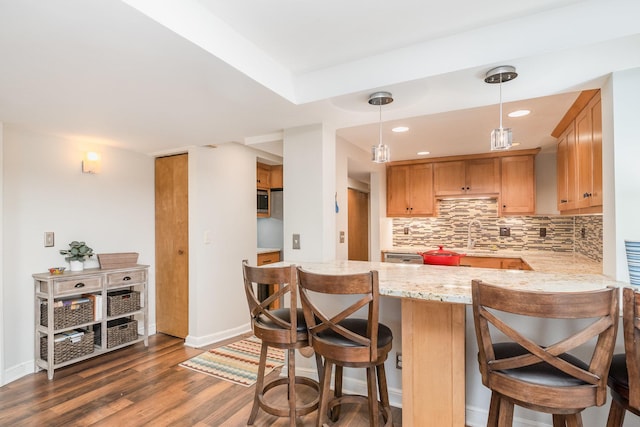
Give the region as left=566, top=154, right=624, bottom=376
left=184, top=323, right=252, bottom=348
left=3, top=360, right=37, bottom=386
left=465, top=405, right=553, bottom=427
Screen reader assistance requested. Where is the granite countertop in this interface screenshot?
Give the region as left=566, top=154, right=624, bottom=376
left=382, top=247, right=603, bottom=275
left=257, top=247, right=281, bottom=254
left=275, top=259, right=624, bottom=305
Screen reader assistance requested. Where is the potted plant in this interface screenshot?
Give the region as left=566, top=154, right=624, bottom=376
left=60, top=241, right=94, bottom=271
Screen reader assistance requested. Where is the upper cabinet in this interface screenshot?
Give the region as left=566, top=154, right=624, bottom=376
left=433, top=158, right=500, bottom=196
left=256, top=163, right=283, bottom=190
left=387, top=163, right=434, bottom=217
left=500, top=155, right=535, bottom=215
left=256, top=163, right=270, bottom=189
left=386, top=149, right=539, bottom=218
left=553, top=90, right=602, bottom=214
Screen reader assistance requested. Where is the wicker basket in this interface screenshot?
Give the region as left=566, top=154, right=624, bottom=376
left=40, top=298, right=93, bottom=329
left=97, top=252, right=139, bottom=269
left=106, top=318, right=138, bottom=348
left=107, top=290, right=140, bottom=316
left=40, top=329, right=94, bottom=364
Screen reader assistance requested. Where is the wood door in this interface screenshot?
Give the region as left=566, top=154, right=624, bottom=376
left=433, top=161, right=465, bottom=196
left=155, top=154, right=189, bottom=338
left=408, top=163, right=434, bottom=216
left=348, top=188, right=369, bottom=261
left=500, top=156, right=535, bottom=214
left=386, top=165, right=410, bottom=216
left=465, top=158, right=500, bottom=194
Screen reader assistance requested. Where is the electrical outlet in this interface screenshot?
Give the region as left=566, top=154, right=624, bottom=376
left=396, top=352, right=402, bottom=369
left=339, top=231, right=345, bottom=243
left=581, top=227, right=586, bottom=239
left=403, top=227, right=409, bottom=235
left=292, top=233, right=301, bottom=249
left=499, top=227, right=511, bottom=237
left=44, top=232, right=54, bottom=247
left=540, top=227, right=547, bottom=238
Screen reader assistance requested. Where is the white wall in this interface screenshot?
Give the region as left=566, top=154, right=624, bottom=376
left=2, top=125, right=155, bottom=384
left=282, top=124, right=336, bottom=262
left=185, top=144, right=257, bottom=347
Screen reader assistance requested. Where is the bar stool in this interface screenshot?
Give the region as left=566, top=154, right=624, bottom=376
left=242, top=260, right=322, bottom=426
left=472, top=280, right=618, bottom=426
left=297, top=267, right=393, bottom=427
left=606, top=287, right=640, bottom=426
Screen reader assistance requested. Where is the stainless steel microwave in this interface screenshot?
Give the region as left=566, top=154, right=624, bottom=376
left=257, top=189, right=269, bottom=214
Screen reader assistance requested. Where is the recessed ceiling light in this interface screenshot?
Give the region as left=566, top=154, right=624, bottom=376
left=392, top=126, right=409, bottom=133
left=512, top=142, right=521, bottom=147
left=508, top=109, right=530, bottom=118
left=417, top=151, right=430, bottom=156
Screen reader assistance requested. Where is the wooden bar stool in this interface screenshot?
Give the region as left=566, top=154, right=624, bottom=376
left=242, top=260, right=322, bottom=427
left=297, top=267, right=393, bottom=427
left=606, top=287, right=640, bottom=426
left=472, top=280, right=618, bottom=427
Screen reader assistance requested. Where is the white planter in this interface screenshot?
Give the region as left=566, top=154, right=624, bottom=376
left=69, top=260, right=84, bottom=272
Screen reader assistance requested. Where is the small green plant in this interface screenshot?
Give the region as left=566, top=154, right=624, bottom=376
left=59, top=241, right=94, bottom=262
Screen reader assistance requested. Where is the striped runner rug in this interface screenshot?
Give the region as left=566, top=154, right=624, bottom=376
left=179, top=336, right=285, bottom=386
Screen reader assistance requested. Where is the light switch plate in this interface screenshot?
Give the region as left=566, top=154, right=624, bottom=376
left=292, top=233, right=300, bottom=250
left=44, top=232, right=55, bottom=247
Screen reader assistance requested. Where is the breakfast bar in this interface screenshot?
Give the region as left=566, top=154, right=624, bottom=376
left=286, top=255, right=624, bottom=427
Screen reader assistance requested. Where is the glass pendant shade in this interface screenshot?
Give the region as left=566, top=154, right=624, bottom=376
left=372, top=143, right=390, bottom=163
left=490, top=127, right=512, bottom=150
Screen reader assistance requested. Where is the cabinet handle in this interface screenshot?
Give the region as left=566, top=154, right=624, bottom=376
left=560, top=199, right=568, bottom=203
left=74, top=282, right=85, bottom=288
left=178, top=249, right=184, bottom=255
left=263, top=259, right=272, bottom=264
left=461, top=187, right=465, bottom=190
left=466, top=186, right=470, bottom=190
left=503, top=205, right=506, bottom=209
left=123, top=276, right=131, bottom=281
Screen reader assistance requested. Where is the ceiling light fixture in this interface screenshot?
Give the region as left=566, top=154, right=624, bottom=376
left=369, top=91, right=393, bottom=163
left=485, top=65, right=518, bottom=151
left=392, top=126, right=409, bottom=133
left=508, top=109, right=530, bottom=118
left=417, top=151, right=430, bottom=156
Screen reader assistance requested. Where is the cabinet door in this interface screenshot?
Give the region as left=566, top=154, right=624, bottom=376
left=256, top=164, right=270, bottom=189
left=590, top=95, right=603, bottom=206
left=557, top=124, right=578, bottom=211
left=270, top=165, right=283, bottom=189
left=433, top=161, right=466, bottom=196
left=408, top=163, right=434, bottom=216
left=556, top=132, right=568, bottom=210
left=387, top=165, right=410, bottom=216
left=575, top=106, right=593, bottom=209
left=466, top=158, right=500, bottom=194
left=500, top=156, right=535, bottom=215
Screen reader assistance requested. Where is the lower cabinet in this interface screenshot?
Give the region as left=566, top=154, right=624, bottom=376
left=257, top=251, right=281, bottom=309
left=34, top=265, right=149, bottom=380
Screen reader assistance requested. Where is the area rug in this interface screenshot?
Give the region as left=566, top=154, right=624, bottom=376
left=179, top=336, right=285, bottom=386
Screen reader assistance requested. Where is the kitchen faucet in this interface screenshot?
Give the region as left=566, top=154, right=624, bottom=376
left=467, top=219, right=482, bottom=249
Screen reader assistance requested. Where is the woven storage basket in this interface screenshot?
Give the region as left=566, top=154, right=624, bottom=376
left=97, top=252, right=139, bottom=269
left=40, top=329, right=94, bottom=364
left=106, top=318, right=138, bottom=348
left=107, top=290, right=140, bottom=316
left=40, top=299, right=93, bottom=329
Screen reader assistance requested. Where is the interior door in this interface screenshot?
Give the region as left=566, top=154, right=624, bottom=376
left=348, top=188, right=369, bottom=261
left=155, top=154, right=189, bottom=338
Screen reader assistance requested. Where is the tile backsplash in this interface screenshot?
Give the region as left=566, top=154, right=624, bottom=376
left=392, top=199, right=602, bottom=262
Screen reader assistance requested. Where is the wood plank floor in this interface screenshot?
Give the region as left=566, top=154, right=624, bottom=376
left=0, top=333, right=402, bottom=426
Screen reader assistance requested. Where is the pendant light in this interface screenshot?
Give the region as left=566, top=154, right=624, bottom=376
left=485, top=66, right=517, bottom=151
left=369, top=91, right=393, bottom=163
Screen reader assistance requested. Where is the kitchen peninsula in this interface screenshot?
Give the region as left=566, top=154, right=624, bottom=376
left=280, top=258, right=623, bottom=427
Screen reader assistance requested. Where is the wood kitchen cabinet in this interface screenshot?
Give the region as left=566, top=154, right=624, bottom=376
left=554, top=90, right=602, bottom=213
left=500, top=155, right=535, bottom=215
left=270, top=164, right=283, bottom=189
left=433, top=158, right=499, bottom=196
left=257, top=250, right=281, bottom=309
left=386, top=163, right=434, bottom=217
left=256, top=163, right=270, bottom=189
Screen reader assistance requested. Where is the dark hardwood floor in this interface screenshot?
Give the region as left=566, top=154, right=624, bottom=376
left=0, top=333, right=402, bottom=426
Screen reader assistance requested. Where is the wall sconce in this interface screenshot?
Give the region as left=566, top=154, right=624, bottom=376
left=82, top=151, right=101, bottom=174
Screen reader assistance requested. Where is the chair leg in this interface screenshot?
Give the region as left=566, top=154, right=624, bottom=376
left=329, top=365, right=343, bottom=422
left=248, top=341, right=269, bottom=425
left=496, top=397, right=513, bottom=427
left=366, top=366, right=379, bottom=427
left=376, top=363, right=392, bottom=426
left=487, top=392, right=500, bottom=427
left=606, top=399, right=626, bottom=427
left=317, top=359, right=333, bottom=427
left=563, top=413, right=583, bottom=427
left=287, top=348, right=296, bottom=427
